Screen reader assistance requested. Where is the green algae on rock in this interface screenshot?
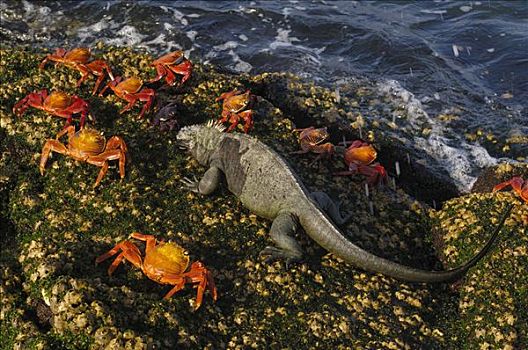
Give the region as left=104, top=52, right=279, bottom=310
left=430, top=192, right=527, bottom=350
left=1, top=46, right=526, bottom=349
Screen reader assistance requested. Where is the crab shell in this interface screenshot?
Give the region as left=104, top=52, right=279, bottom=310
left=224, top=90, right=252, bottom=113
left=114, top=76, right=144, bottom=95
left=143, top=242, right=190, bottom=280
left=62, top=47, right=92, bottom=63
left=298, top=127, right=330, bottom=146
left=44, top=91, right=75, bottom=110
left=345, top=141, right=377, bottom=165
left=69, top=127, right=106, bottom=155
left=152, top=51, right=186, bottom=66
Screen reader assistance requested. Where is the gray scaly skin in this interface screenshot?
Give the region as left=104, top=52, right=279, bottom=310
left=177, top=122, right=512, bottom=283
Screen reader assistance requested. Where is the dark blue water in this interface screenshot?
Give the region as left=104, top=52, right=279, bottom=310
left=1, top=0, right=526, bottom=190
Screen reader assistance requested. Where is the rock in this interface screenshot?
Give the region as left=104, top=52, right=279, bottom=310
left=430, top=192, right=527, bottom=349
left=2, top=46, right=524, bottom=349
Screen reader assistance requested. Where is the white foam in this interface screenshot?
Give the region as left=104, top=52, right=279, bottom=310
left=186, top=30, right=198, bottom=42
left=141, top=33, right=181, bottom=53
left=282, top=7, right=292, bottom=18
left=104, top=25, right=147, bottom=46
left=22, top=0, right=34, bottom=14
left=213, top=41, right=239, bottom=51
left=270, top=28, right=300, bottom=49
left=172, top=9, right=188, bottom=26
left=377, top=80, right=429, bottom=130
left=414, top=135, right=498, bottom=190
left=377, top=79, right=501, bottom=192
left=228, top=50, right=252, bottom=73
left=39, top=6, right=51, bottom=15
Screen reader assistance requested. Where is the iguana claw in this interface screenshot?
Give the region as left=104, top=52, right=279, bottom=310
left=180, top=176, right=200, bottom=193
left=259, top=246, right=301, bottom=268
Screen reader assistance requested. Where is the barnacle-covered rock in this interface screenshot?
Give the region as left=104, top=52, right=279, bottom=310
left=1, top=46, right=525, bottom=349
left=430, top=192, right=527, bottom=349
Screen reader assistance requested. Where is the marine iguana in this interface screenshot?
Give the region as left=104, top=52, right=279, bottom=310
left=176, top=121, right=512, bottom=283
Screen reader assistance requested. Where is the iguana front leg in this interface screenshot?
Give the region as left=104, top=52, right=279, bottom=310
left=260, top=212, right=303, bottom=266
left=181, top=165, right=223, bottom=195
left=310, top=191, right=351, bottom=225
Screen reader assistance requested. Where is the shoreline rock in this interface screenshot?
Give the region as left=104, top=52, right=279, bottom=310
left=1, top=46, right=526, bottom=349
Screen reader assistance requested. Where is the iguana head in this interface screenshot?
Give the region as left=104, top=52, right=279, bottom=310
left=176, top=121, right=226, bottom=165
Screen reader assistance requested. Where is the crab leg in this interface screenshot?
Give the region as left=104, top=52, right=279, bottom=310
left=105, top=136, right=127, bottom=177
left=39, top=139, right=69, bottom=175
left=83, top=60, right=115, bottom=94
left=39, top=48, right=67, bottom=69
left=73, top=63, right=92, bottom=88
left=183, top=261, right=217, bottom=309
left=56, top=125, right=76, bottom=140
left=164, top=68, right=178, bottom=86
left=238, top=110, right=254, bottom=133
left=119, top=89, right=155, bottom=118
left=129, top=233, right=158, bottom=254
left=12, top=89, right=48, bottom=116
left=95, top=241, right=143, bottom=275
left=159, top=266, right=208, bottom=308
left=40, top=127, right=89, bottom=174
left=216, top=90, right=239, bottom=102
left=98, top=81, right=113, bottom=96
left=149, top=64, right=170, bottom=84
left=169, top=61, right=192, bottom=85
left=162, top=278, right=186, bottom=300
left=86, top=149, right=123, bottom=187
left=493, top=177, right=522, bottom=192
left=52, top=97, right=89, bottom=128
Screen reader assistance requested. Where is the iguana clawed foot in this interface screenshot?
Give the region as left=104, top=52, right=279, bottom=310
left=180, top=176, right=200, bottom=193
left=259, top=246, right=302, bottom=268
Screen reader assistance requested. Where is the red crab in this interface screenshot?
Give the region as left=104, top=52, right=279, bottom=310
left=96, top=232, right=217, bottom=310
left=12, top=89, right=90, bottom=128
left=334, top=140, right=387, bottom=185
left=216, top=89, right=255, bottom=133
left=292, top=126, right=335, bottom=162
left=39, top=125, right=127, bottom=188
left=99, top=76, right=155, bottom=119
left=39, top=47, right=114, bottom=95
left=149, top=51, right=193, bottom=86
left=493, top=176, right=528, bottom=203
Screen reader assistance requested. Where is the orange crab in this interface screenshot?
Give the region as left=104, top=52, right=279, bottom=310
left=149, top=51, right=193, bottom=86
left=334, top=140, right=387, bottom=185
left=39, top=47, right=114, bottom=95
left=96, top=232, right=217, bottom=310
left=12, top=89, right=90, bottom=128
left=99, top=76, right=155, bottom=119
left=216, top=89, right=255, bottom=133
left=493, top=176, right=528, bottom=203
left=40, top=125, right=127, bottom=188
left=292, top=126, right=335, bottom=162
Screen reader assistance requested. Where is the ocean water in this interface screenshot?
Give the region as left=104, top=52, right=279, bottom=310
left=1, top=0, right=526, bottom=191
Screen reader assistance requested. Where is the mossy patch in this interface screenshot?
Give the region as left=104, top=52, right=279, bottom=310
left=430, top=193, right=527, bottom=349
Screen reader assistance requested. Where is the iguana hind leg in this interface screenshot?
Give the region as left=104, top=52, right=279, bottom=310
left=310, top=191, right=351, bottom=225
left=260, top=212, right=303, bottom=266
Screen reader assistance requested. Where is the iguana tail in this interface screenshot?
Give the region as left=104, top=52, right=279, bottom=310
left=300, top=203, right=513, bottom=283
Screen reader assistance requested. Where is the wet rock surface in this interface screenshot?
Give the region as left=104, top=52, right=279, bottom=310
left=0, top=46, right=526, bottom=349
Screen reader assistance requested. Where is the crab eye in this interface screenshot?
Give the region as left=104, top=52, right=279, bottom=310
left=183, top=250, right=189, bottom=256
